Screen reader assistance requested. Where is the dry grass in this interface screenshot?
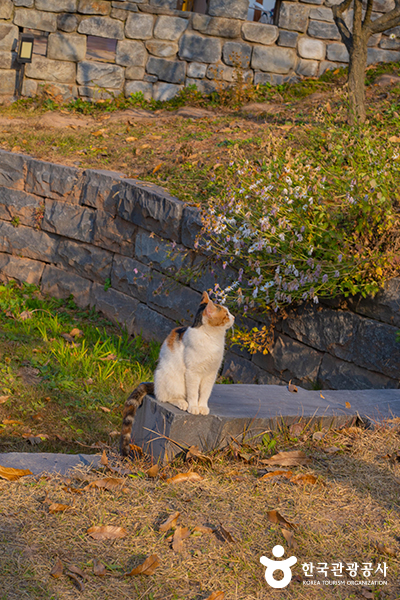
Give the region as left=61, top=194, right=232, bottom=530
left=0, top=422, right=399, bottom=600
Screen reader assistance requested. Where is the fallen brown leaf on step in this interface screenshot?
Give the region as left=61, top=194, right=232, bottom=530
left=172, top=526, right=190, bottom=552
left=193, top=525, right=214, bottom=534
left=282, top=528, right=295, bottom=548
left=159, top=511, right=180, bottom=532
left=320, top=393, right=325, bottom=399
left=324, top=446, right=340, bottom=454
left=288, top=380, right=298, bottom=393
left=205, top=592, right=224, bottom=600
left=100, top=450, right=108, bottom=466
left=345, top=401, right=351, bottom=409
left=376, top=543, right=397, bottom=557
left=167, top=472, right=203, bottom=484
left=0, top=465, right=32, bottom=481
left=0, top=395, right=10, bottom=404
left=290, top=473, right=317, bottom=485
left=67, top=571, right=85, bottom=592
left=85, top=478, right=126, bottom=491
left=261, top=451, right=311, bottom=467
left=260, top=470, right=293, bottom=481
left=87, top=526, right=127, bottom=540
left=50, top=558, right=64, bottom=578
left=126, top=554, right=160, bottom=576
left=267, top=510, right=295, bottom=530
left=48, top=503, right=73, bottom=514
left=93, top=558, right=107, bottom=576
left=146, top=464, right=159, bottom=478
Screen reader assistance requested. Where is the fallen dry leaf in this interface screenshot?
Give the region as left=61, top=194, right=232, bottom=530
left=261, top=451, right=311, bottom=467
left=100, top=450, right=108, bottom=466
left=152, top=163, right=163, bottom=174
left=216, top=523, right=236, bottom=543
left=146, top=464, right=159, bottom=478
left=320, top=393, right=325, bottom=399
left=205, top=592, right=224, bottom=600
left=126, top=554, right=160, bottom=576
left=388, top=135, right=400, bottom=143
left=129, top=443, right=143, bottom=456
left=376, top=543, right=397, bottom=557
left=62, top=486, right=82, bottom=495
left=345, top=401, right=351, bottom=409
left=267, top=510, right=295, bottom=530
left=99, top=353, right=117, bottom=361
left=172, top=526, right=190, bottom=552
left=87, top=526, right=127, bottom=540
left=67, top=571, right=85, bottom=592
left=3, top=419, right=23, bottom=425
left=60, top=333, right=74, bottom=343
left=312, top=431, right=325, bottom=441
left=69, top=328, right=83, bottom=338
left=159, top=511, right=180, bottom=532
left=0, top=395, right=10, bottom=404
left=186, top=445, right=212, bottom=464
left=99, top=406, right=111, bottom=413
left=167, top=472, right=203, bottom=484
left=288, top=380, right=298, bottom=393
left=125, top=136, right=137, bottom=142
left=0, top=465, right=32, bottom=481
left=360, top=590, right=374, bottom=599
left=50, top=558, right=64, bottom=578
left=324, top=446, right=340, bottom=454
left=86, top=477, right=125, bottom=491
left=289, top=423, right=303, bottom=436
left=48, top=503, right=73, bottom=514
left=282, top=528, right=295, bottom=548
left=93, top=558, right=107, bottom=576
left=193, top=525, right=214, bottom=534
left=260, top=470, right=293, bottom=481
left=68, top=564, right=86, bottom=579
left=19, top=310, right=33, bottom=320
left=290, top=473, right=317, bottom=485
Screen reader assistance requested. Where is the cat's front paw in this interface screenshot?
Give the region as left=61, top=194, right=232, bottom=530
left=169, top=399, right=188, bottom=411
left=198, top=406, right=210, bottom=415
left=187, top=405, right=200, bottom=415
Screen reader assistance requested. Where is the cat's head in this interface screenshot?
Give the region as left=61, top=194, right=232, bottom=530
left=192, top=291, right=235, bottom=331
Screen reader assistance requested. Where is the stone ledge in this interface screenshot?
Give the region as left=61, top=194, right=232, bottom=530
left=130, top=384, right=400, bottom=461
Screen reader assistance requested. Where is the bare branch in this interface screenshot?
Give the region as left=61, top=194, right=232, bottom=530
left=368, top=4, right=400, bottom=34
left=331, top=0, right=353, bottom=52
left=362, top=0, right=374, bottom=30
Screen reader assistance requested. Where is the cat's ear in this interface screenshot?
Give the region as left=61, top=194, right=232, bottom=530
left=204, top=299, right=216, bottom=317
left=201, top=291, right=210, bottom=304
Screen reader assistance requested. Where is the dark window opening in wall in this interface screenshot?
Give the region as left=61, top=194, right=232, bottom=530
left=177, top=0, right=208, bottom=14
left=248, top=0, right=281, bottom=25
left=23, top=28, right=48, bottom=57
left=86, top=36, right=117, bottom=63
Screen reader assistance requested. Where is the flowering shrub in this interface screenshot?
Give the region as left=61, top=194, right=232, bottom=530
left=197, top=131, right=400, bottom=352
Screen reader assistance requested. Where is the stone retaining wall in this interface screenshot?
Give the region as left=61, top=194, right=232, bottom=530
left=0, top=148, right=399, bottom=390
left=0, top=0, right=399, bottom=101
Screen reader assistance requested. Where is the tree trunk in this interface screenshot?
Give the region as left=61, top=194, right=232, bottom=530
left=347, top=37, right=368, bottom=125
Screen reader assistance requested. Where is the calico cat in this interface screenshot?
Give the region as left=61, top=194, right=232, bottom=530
left=120, top=291, right=235, bottom=456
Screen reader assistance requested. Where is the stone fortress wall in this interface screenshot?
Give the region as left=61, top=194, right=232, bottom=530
left=0, top=0, right=399, bottom=101
left=0, top=149, right=399, bottom=391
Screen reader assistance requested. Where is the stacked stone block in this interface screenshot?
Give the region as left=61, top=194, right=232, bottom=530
left=0, top=148, right=399, bottom=391
left=0, top=0, right=399, bottom=101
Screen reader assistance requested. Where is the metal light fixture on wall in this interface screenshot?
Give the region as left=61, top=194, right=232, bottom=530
left=16, top=33, right=34, bottom=98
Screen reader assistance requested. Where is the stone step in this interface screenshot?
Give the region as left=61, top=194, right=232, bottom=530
left=130, top=384, right=400, bottom=462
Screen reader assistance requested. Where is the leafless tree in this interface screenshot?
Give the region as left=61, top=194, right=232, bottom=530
left=332, top=0, right=400, bottom=123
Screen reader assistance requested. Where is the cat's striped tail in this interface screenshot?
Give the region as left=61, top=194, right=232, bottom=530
left=120, top=382, right=154, bottom=456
